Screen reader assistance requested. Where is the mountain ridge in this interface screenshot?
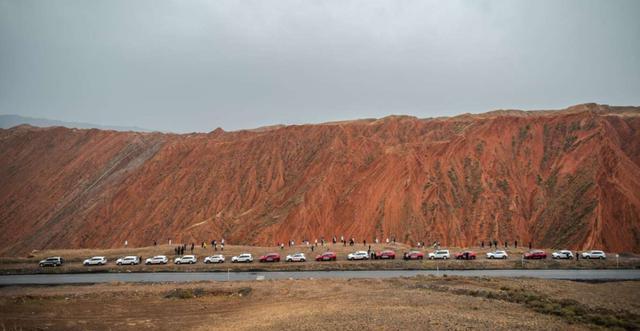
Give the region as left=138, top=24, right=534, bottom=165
left=1, top=104, right=639, bottom=254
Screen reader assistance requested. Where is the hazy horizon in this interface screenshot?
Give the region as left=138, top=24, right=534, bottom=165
left=1, top=0, right=639, bottom=133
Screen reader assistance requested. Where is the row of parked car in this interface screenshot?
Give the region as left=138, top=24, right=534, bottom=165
left=37, top=249, right=608, bottom=267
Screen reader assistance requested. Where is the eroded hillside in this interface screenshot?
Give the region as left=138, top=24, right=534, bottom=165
left=1, top=104, right=639, bottom=253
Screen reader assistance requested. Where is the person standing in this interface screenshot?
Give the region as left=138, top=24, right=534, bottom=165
left=124, top=240, right=128, bottom=248
left=514, top=240, right=518, bottom=248
left=481, top=241, right=484, bottom=248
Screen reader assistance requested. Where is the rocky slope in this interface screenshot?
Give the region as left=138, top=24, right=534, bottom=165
left=1, top=103, right=639, bottom=254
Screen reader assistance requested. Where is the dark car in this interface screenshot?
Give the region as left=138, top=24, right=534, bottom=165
left=455, top=251, right=477, bottom=260
left=39, top=257, right=64, bottom=267
left=315, top=252, right=337, bottom=261
left=375, top=250, right=396, bottom=260
left=259, top=253, right=281, bottom=262
left=403, top=251, right=424, bottom=260
left=524, top=250, right=547, bottom=260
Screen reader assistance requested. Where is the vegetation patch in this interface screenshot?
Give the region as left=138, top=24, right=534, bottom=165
left=164, top=287, right=252, bottom=299
left=413, top=282, right=640, bottom=330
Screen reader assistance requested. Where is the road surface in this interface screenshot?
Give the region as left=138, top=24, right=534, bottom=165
left=1, top=269, right=639, bottom=285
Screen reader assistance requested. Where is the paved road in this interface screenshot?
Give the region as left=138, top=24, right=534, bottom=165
left=1, top=269, right=639, bottom=285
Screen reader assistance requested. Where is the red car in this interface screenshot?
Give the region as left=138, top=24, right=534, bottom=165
left=455, top=251, right=477, bottom=260
left=259, top=253, right=281, bottom=262
left=403, top=251, right=424, bottom=260
left=375, top=250, right=396, bottom=260
left=524, top=250, right=547, bottom=260
left=315, top=252, right=337, bottom=261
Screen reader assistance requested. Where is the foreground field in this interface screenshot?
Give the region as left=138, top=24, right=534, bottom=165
left=1, top=244, right=638, bottom=275
left=1, top=276, right=639, bottom=330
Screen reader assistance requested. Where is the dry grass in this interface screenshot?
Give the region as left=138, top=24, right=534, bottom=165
left=1, top=276, right=639, bottom=330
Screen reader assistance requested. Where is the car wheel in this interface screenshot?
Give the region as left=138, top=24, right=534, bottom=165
left=176, top=261, right=181, bottom=264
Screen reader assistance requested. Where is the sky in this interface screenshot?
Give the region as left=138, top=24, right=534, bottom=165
left=1, top=0, right=639, bottom=133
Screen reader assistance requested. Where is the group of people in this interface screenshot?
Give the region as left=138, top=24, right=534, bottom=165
left=276, top=235, right=399, bottom=250
left=142, top=236, right=533, bottom=254
left=480, top=240, right=531, bottom=250
left=163, top=239, right=226, bottom=255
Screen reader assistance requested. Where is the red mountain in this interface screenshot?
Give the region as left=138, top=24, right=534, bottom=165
left=1, top=103, right=639, bottom=254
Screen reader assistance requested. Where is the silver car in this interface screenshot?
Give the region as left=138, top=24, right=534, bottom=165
left=486, top=250, right=508, bottom=259
left=231, top=253, right=253, bottom=263
left=429, top=250, right=450, bottom=260
left=83, top=256, right=107, bottom=266
left=145, top=255, right=168, bottom=265
left=204, top=255, right=225, bottom=264
left=286, top=253, right=307, bottom=262
left=175, top=255, right=197, bottom=264
left=552, top=250, right=574, bottom=259
left=116, top=256, right=140, bottom=265
left=582, top=250, right=606, bottom=259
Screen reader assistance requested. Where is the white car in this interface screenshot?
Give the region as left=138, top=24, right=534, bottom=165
left=286, top=253, right=307, bottom=262
left=83, top=256, right=107, bottom=266
left=429, top=250, right=450, bottom=260
left=347, top=251, right=369, bottom=260
left=486, top=250, right=508, bottom=259
left=145, top=255, right=168, bottom=265
left=204, top=255, right=225, bottom=264
left=231, top=253, right=253, bottom=263
left=552, top=250, right=574, bottom=259
left=174, top=255, right=197, bottom=264
left=582, top=250, right=606, bottom=259
left=116, top=256, right=140, bottom=265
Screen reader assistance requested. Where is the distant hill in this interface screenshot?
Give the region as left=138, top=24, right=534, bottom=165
left=0, top=114, right=150, bottom=132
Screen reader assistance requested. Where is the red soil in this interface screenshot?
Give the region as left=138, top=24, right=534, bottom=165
left=1, top=103, right=639, bottom=253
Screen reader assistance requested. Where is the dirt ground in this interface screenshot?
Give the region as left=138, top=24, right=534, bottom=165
left=1, top=244, right=637, bottom=275
left=0, top=276, right=639, bottom=330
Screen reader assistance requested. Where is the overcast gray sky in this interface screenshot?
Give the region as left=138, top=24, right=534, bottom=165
left=1, top=0, right=639, bottom=132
